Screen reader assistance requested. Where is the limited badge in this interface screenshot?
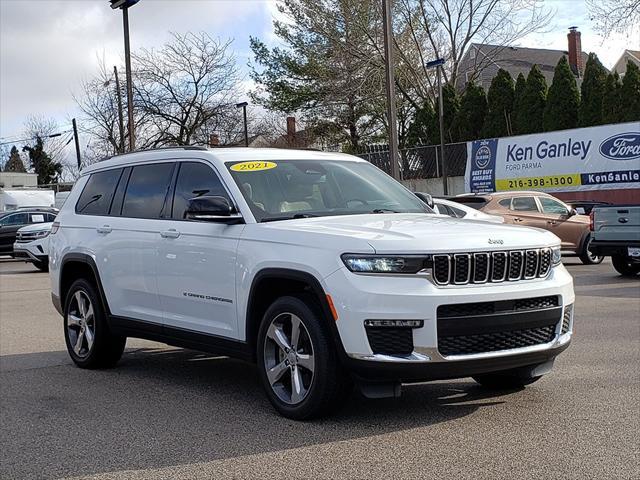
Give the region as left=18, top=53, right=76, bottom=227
left=230, top=161, right=277, bottom=172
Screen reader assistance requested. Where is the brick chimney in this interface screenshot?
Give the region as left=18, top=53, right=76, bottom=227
left=209, top=133, right=219, bottom=147
left=286, top=116, right=296, bottom=147
left=567, top=27, right=583, bottom=77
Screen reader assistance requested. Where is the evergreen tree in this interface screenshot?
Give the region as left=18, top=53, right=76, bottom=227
left=22, top=136, right=62, bottom=185
left=544, top=56, right=580, bottom=131
left=512, top=73, right=527, bottom=134
left=620, top=61, right=640, bottom=122
left=519, top=65, right=547, bottom=134
left=455, top=82, right=487, bottom=141
left=4, top=146, right=27, bottom=173
left=429, top=83, right=460, bottom=143
left=406, top=102, right=436, bottom=146
left=602, top=72, right=623, bottom=124
left=579, top=53, right=608, bottom=127
left=483, top=69, right=514, bottom=138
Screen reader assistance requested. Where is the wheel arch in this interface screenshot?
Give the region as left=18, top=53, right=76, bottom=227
left=59, top=253, right=111, bottom=316
left=245, top=268, right=345, bottom=363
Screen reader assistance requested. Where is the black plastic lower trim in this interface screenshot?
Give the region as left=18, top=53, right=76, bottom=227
left=109, top=316, right=253, bottom=362
left=51, top=293, right=63, bottom=316
left=346, top=341, right=570, bottom=383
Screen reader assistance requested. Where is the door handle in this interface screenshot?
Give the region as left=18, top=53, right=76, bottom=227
left=97, top=225, right=112, bottom=234
left=513, top=217, right=523, bottom=222
left=547, top=220, right=557, bottom=225
left=160, top=229, right=180, bottom=239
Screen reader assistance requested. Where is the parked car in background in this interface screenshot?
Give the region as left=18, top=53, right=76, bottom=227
left=589, top=205, right=640, bottom=277
left=564, top=200, right=612, bottom=216
left=0, top=208, right=57, bottom=256
left=432, top=197, right=504, bottom=223
left=13, top=222, right=53, bottom=271
left=455, top=191, right=603, bottom=265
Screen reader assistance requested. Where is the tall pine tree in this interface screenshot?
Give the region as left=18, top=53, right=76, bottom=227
left=602, top=72, right=623, bottom=124
left=455, top=82, right=487, bottom=141
left=519, top=65, right=547, bottom=134
left=4, top=146, right=26, bottom=173
left=483, top=69, right=514, bottom=138
left=620, top=61, right=640, bottom=122
left=579, top=53, right=608, bottom=127
left=512, top=73, right=527, bottom=134
left=544, top=56, right=580, bottom=131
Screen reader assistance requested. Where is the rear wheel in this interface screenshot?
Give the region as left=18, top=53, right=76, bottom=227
left=612, top=254, right=640, bottom=277
left=64, top=279, right=126, bottom=368
left=257, top=295, right=351, bottom=420
left=579, top=236, right=604, bottom=265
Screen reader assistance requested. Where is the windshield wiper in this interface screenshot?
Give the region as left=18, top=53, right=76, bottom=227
left=260, top=213, right=320, bottom=223
left=371, top=208, right=399, bottom=213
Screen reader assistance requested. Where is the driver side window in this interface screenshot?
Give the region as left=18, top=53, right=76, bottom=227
left=171, top=162, right=230, bottom=220
left=539, top=197, right=569, bottom=215
left=511, top=197, right=539, bottom=212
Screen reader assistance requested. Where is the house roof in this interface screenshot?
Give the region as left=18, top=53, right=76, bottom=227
left=474, top=43, right=589, bottom=75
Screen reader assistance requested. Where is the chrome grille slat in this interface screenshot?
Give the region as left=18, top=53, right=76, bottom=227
left=432, top=248, right=552, bottom=286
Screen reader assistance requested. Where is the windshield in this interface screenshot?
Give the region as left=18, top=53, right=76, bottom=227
left=226, top=159, right=432, bottom=222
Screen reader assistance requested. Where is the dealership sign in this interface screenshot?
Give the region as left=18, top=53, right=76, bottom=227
left=465, top=122, right=640, bottom=193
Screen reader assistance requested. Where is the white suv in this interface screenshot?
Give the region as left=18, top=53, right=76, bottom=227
left=49, top=147, right=574, bottom=419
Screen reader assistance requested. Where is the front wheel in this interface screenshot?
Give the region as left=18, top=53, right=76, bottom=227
left=257, top=295, right=351, bottom=420
left=612, top=254, right=640, bottom=277
left=579, top=236, right=604, bottom=265
left=473, top=372, right=542, bottom=389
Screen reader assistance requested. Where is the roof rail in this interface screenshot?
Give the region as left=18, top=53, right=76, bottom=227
left=98, top=145, right=209, bottom=162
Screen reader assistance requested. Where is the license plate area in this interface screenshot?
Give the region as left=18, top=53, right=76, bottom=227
left=628, top=247, right=640, bottom=257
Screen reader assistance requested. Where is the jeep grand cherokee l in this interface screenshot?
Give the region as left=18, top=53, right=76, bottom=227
left=49, top=148, right=574, bottom=419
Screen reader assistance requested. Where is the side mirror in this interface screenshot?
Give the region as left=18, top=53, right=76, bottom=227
left=414, top=192, right=434, bottom=209
left=185, top=196, right=242, bottom=223
left=568, top=208, right=578, bottom=217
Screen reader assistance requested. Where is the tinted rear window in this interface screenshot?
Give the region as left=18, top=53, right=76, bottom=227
left=122, top=163, right=175, bottom=219
left=450, top=197, right=488, bottom=210
left=76, top=169, right=123, bottom=215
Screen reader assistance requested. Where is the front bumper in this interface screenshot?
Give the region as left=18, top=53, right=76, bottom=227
left=590, top=240, right=640, bottom=258
left=12, top=244, right=47, bottom=263
left=324, top=264, right=574, bottom=382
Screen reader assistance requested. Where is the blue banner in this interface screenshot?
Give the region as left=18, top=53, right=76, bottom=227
left=468, top=139, right=498, bottom=193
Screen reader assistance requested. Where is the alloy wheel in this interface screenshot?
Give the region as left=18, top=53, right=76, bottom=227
left=263, top=312, right=315, bottom=405
left=66, top=291, right=96, bottom=358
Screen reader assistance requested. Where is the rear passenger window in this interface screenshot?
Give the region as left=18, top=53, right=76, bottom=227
left=511, top=197, right=539, bottom=212
left=498, top=199, right=511, bottom=208
left=76, top=169, right=123, bottom=215
left=172, top=162, right=230, bottom=220
left=122, top=163, right=174, bottom=219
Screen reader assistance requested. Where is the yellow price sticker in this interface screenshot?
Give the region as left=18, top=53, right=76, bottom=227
left=230, top=161, right=277, bottom=172
left=496, top=174, right=582, bottom=191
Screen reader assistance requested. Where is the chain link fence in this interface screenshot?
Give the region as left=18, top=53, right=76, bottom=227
left=356, top=142, right=467, bottom=180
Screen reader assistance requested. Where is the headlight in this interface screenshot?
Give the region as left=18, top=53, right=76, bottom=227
left=34, top=230, right=50, bottom=239
left=551, top=246, right=562, bottom=266
left=341, top=254, right=431, bottom=274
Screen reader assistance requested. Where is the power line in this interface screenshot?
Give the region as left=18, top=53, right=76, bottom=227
left=0, top=130, right=73, bottom=147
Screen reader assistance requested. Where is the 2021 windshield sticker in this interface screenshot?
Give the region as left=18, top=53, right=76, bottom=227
left=230, top=161, right=277, bottom=172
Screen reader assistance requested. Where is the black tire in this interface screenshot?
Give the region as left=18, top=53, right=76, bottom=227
left=257, top=294, right=351, bottom=420
left=579, top=236, right=604, bottom=265
left=473, top=372, right=542, bottom=389
left=33, top=260, right=49, bottom=272
left=612, top=254, right=640, bottom=277
left=64, top=279, right=126, bottom=369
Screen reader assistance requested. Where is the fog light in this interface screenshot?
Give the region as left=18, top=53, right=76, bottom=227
left=364, top=319, right=424, bottom=328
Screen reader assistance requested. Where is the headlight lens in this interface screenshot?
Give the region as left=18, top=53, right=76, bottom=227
left=341, top=254, right=431, bottom=274
left=551, top=246, right=562, bottom=266
left=34, top=230, right=50, bottom=238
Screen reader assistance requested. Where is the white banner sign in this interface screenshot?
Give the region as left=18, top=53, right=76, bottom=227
left=465, top=122, right=640, bottom=193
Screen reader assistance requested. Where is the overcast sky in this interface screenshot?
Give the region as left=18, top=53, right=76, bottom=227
left=1, top=0, right=638, bottom=155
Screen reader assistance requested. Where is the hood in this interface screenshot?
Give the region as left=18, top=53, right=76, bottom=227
left=17, top=222, right=53, bottom=233
left=264, top=213, right=559, bottom=253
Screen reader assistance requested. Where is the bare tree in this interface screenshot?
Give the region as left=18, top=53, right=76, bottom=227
left=133, top=32, right=241, bottom=146
left=587, top=0, right=640, bottom=37
left=23, top=115, right=72, bottom=165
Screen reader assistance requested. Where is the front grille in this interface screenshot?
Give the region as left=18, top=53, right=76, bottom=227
left=15, top=232, right=42, bottom=243
left=365, top=327, right=414, bottom=355
left=438, top=325, right=556, bottom=356
left=432, top=248, right=552, bottom=286
left=514, top=296, right=559, bottom=311
left=438, top=296, right=559, bottom=318
left=561, top=304, right=573, bottom=334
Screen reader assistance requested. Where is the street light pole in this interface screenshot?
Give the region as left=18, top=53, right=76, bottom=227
left=110, top=0, right=139, bottom=152
left=382, top=0, right=400, bottom=180
left=72, top=118, right=82, bottom=170
left=113, top=66, right=125, bottom=154
left=437, top=65, right=448, bottom=195
left=236, top=102, right=249, bottom=147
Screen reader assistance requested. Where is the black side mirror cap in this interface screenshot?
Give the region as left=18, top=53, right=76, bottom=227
left=185, top=195, right=242, bottom=223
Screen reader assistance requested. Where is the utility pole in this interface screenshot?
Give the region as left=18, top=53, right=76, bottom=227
left=72, top=118, right=82, bottom=170
left=382, top=0, right=400, bottom=180
left=114, top=66, right=125, bottom=153
left=437, top=65, right=448, bottom=195
left=236, top=102, right=249, bottom=147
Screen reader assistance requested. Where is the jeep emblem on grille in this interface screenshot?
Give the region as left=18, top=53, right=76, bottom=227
left=488, top=239, right=504, bottom=244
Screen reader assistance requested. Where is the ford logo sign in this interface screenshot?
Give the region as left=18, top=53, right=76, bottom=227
left=599, top=132, right=640, bottom=160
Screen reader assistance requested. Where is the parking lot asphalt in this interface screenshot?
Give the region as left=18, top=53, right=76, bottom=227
left=0, top=258, right=638, bottom=479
